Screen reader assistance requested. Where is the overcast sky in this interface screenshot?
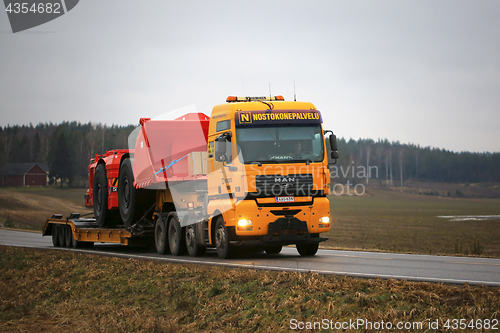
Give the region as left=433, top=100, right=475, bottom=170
left=1, top=1, right=499, bottom=153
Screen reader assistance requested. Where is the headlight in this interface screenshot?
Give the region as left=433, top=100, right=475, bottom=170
left=319, top=216, right=330, bottom=224
left=237, top=219, right=252, bottom=227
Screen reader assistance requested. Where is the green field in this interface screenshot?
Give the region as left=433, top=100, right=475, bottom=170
left=1, top=246, right=499, bottom=332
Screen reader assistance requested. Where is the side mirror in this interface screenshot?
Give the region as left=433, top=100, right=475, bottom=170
left=329, top=134, right=338, bottom=151
left=215, top=137, right=227, bottom=162
left=327, top=133, right=339, bottom=163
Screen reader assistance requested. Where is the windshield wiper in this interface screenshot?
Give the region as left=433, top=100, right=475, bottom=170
left=294, top=159, right=313, bottom=165
left=248, top=161, right=280, bottom=165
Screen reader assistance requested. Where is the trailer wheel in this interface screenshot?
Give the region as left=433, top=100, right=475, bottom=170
left=94, top=164, right=119, bottom=227
left=58, top=225, right=66, bottom=247
left=265, top=245, right=282, bottom=255
left=215, top=217, right=235, bottom=259
left=168, top=214, right=186, bottom=256
left=296, top=243, right=319, bottom=256
left=64, top=226, right=73, bottom=247
left=71, top=232, right=82, bottom=248
left=52, top=225, right=60, bottom=247
left=186, top=224, right=206, bottom=257
left=155, top=216, right=169, bottom=254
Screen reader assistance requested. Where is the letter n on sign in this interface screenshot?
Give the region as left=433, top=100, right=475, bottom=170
left=239, top=112, right=252, bottom=124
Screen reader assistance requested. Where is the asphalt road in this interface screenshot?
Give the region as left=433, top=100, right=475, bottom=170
left=1, top=228, right=499, bottom=286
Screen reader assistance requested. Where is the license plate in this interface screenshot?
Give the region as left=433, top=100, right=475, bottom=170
left=275, top=196, right=295, bottom=203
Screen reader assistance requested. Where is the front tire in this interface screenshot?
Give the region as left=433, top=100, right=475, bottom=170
left=215, top=217, right=235, bottom=259
left=186, top=224, right=206, bottom=257
left=296, top=243, right=319, bottom=256
left=265, top=245, right=283, bottom=255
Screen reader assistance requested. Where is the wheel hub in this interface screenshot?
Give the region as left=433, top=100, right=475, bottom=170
left=186, top=226, right=195, bottom=247
left=156, top=223, right=164, bottom=247
left=123, top=178, right=130, bottom=208
left=216, top=226, right=225, bottom=250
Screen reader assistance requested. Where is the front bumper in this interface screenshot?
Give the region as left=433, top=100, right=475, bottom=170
left=229, top=217, right=327, bottom=247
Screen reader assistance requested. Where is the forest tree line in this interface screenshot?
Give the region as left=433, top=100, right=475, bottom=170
left=1, top=122, right=499, bottom=187
left=0, top=122, right=135, bottom=186
left=335, top=138, right=500, bottom=185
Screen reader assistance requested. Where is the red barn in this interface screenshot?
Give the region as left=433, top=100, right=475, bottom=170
left=0, top=163, right=48, bottom=187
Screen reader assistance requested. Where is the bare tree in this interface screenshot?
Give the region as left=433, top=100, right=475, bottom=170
left=365, top=142, right=372, bottom=185
left=415, top=145, right=420, bottom=180
left=398, top=145, right=404, bottom=188
left=385, top=144, right=393, bottom=187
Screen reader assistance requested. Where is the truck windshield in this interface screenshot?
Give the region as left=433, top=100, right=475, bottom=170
left=236, top=125, right=324, bottom=164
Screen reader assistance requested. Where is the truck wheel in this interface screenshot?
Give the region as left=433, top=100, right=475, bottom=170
left=65, top=226, right=73, bottom=247
left=118, top=158, right=155, bottom=226
left=186, top=224, right=206, bottom=257
left=168, top=214, right=185, bottom=255
left=118, top=158, right=136, bottom=226
left=52, top=225, right=60, bottom=247
left=155, top=216, right=169, bottom=254
left=265, top=245, right=282, bottom=255
left=296, top=243, right=319, bottom=256
left=94, top=164, right=119, bottom=227
left=215, top=217, right=235, bottom=259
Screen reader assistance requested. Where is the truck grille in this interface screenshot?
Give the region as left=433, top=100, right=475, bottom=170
left=253, top=174, right=314, bottom=197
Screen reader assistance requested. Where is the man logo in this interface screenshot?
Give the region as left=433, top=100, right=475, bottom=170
left=4, top=0, right=80, bottom=33
left=239, top=112, right=252, bottom=124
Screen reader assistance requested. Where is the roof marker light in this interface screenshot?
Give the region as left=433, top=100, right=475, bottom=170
left=226, top=96, right=285, bottom=103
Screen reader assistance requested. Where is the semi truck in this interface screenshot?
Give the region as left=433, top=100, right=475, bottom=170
left=43, top=95, right=339, bottom=259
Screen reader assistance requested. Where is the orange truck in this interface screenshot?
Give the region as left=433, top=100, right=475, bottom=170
left=43, top=96, right=339, bottom=259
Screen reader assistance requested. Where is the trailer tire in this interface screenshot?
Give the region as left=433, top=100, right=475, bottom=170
left=186, top=224, right=206, bottom=257
left=168, top=214, right=186, bottom=256
left=265, top=245, right=282, bottom=255
left=64, top=226, right=73, bottom=247
left=296, top=243, right=319, bottom=256
left=215, top=217, right=235, bottom=259
left=155, top=216, right=169, bottom=255
left=94, top=164, right=119, bottom=227
left=52, top=225, right=60, bottom=247
left=71, top=233, right=82, bottom=248
left=58, top=225, right=66, bottom=247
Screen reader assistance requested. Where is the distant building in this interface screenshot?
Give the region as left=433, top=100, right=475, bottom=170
left=0, top=163, right=49, bottom=187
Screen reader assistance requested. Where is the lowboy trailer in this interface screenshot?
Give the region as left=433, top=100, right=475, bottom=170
left=43, top=95, right=339, bottom=258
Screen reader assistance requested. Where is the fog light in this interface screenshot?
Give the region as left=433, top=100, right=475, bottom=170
left=237, top=219, right=252, bottom=227
left=319, top=216, right=330, bottom=224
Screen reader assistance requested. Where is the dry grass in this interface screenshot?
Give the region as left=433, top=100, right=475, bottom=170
left=0, top=187, right=91, bottom=230
left=1, top=246, right=499, bottom=332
